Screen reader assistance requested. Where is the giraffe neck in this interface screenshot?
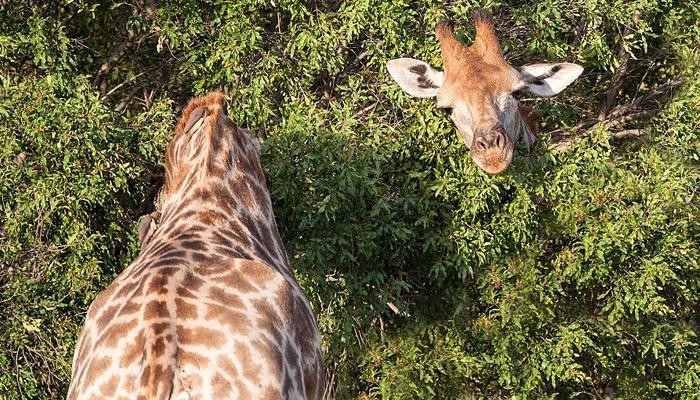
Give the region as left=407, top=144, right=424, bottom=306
left=498, top=104, right=540, bottom=148
left=67, top=92, right=323, bottom=400
left=146, top=100, right=290, bottom=274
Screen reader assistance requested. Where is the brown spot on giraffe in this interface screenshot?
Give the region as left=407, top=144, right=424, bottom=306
left=205, top=303, right=250, bottom=333
left=151, top=337, right=166, bottom=357
left=95, top=304, right=119, bottom=329
left=177, top=326, right=227, bottom=348
left=211, top=372, right=233, bottom=394
left=84, top=356, right=112, bottom=385
left=147, top=275, right=170, bottom=295
left=174, top=297, right=198, bottom=319
left=99, top=375, right=119, bottom=396
left=144, top=300, right=169, bottom=320
left=95, top=319, right=138, bottom=348
left=180, top=350, right=210, bottom=367
left=67, top=92, right=323, bottom=399
left=387, top=9, right=583, bottom=174
left=217, top=354, right=240, bottom=377
left=140, top=365, right=151, bottom=387
left=235, top=341, right=263, bottom=380
left=208, top=286, right=246, bottom=309
left=119, top=300, right=140, bottom=316
left=120, top=331, right=144, bottom=367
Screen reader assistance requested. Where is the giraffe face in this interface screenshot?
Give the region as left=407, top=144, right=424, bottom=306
left=387, top=10, right=583, bottom=174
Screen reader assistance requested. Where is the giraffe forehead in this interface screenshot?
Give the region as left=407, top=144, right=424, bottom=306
left=440, top=60, right=519, bottom=103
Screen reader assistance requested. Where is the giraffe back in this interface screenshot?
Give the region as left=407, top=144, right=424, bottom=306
left=67, top=93, right=324, bottom=400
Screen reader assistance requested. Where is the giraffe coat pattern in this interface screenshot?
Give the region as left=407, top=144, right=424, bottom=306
left=67, top=92, right=324, bottom=399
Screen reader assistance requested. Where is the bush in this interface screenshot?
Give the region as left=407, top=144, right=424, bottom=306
left=1, top=0, right=698, bottom=399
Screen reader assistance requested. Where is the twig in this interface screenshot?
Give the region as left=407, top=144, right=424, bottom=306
left=322, top=365, right=336, bottom=400
left=115, top=85, right=142, bottom=113
left=100, top=71, right=146, bottom=100
left=573, top=18, right=588, bottom=47
left=351, top=103, right=377, bottom=120
left=598, top=12, right=641, bottom=119
left=142, top=88, right=156, bottom=109
left=611, top=129, right=646, bottom=139
left=550, top=77, right=682, bottom=142
left=602, top=110, right=654, bottom=129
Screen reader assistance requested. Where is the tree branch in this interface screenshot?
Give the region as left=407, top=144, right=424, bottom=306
left=598, top=12, right=641, bottom=119
left=94, top=29, right=136, bottom=94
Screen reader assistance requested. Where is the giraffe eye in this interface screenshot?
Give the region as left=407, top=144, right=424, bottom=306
left=439, top=107, right=453, bottom=117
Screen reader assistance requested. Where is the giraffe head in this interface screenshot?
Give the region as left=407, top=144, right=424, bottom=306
left=159, top=92, right=263, bottom=207
left=387, top=10, right=583, bottom=174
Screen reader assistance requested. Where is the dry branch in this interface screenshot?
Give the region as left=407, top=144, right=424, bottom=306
left=94, top=30, right=136, bottom=93
left=598, top=12, right=642, bottom=119
left=551, top=77, right=682, bottom=150
left=611, top=129, right=646, bottom=139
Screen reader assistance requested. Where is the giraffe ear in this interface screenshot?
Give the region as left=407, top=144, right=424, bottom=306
left=179, top=105, right=209, bottom=135
left=518, top=63, right=583, bottom=97
left=387, top=58, right=444, bottom=98
left=138, top=212, right=160, bottom=247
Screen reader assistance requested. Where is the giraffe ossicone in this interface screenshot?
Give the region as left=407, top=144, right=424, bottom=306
left=68, top=92, right=324, bottom=399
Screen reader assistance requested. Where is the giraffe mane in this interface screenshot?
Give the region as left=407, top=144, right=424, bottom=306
left=175, top=91, right=226, bottom=135
left=164, top=92, right=227, bottom=200
left=144, top=92, right=229, bottom=243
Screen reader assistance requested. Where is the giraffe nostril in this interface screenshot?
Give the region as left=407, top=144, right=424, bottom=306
left=496, top=131, right=509, bottom=150
left=476, top=137, right=489, bottom=151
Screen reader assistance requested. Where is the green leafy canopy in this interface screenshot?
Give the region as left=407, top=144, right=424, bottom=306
left=0, top=0, right=698, bottom=399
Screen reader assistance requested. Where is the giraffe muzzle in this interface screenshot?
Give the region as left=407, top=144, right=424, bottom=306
left=470, top=129, right=514, bottom=174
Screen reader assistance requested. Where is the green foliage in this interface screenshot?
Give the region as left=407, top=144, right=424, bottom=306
left=1, top=0, right=698, bottom=399
left=0, top=75, right=174, bottom=397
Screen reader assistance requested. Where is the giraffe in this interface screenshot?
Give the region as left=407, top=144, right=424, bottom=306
left=67, top=92, right=324, bottom=400
left=387, top=10, right=583, bottom=174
